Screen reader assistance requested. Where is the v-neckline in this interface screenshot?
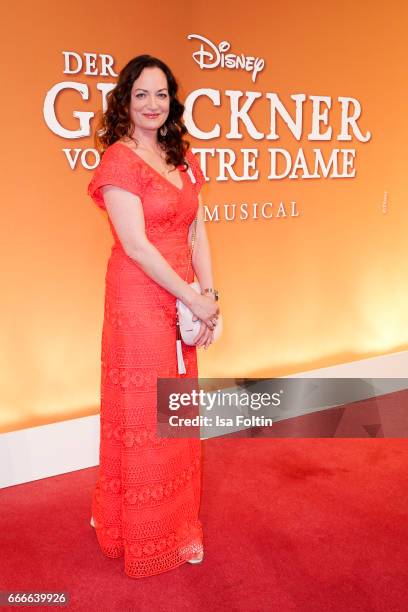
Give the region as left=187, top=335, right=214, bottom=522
left=114, top=141, right=185, bottom=193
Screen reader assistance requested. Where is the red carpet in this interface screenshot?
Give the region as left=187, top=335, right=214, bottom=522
left=1, top=438, right=408, bottom=611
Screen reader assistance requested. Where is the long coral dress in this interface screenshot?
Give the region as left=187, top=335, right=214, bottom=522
left=87, top=141, right=206, bottom=578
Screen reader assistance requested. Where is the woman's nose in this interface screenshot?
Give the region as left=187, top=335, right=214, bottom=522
left=146, top=95, right=159, bottom=110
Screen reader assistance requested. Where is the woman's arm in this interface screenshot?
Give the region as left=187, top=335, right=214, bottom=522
left=190, top=195, right=215, bottom=293
left=102, top=185, right=219, bottom=326
left=189, top=194, right=220, bottom=348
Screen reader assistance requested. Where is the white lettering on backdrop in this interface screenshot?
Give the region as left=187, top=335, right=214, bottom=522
left=41, top=46, right=373, bottom=219
left=187, top=34, right=265, bottom=83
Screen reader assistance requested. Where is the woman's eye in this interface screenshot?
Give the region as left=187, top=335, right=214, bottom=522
left=135, top=92, right=166, bottom=99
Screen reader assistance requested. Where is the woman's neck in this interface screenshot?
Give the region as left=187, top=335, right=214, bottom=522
left=127, top=129, right=161, bottom=154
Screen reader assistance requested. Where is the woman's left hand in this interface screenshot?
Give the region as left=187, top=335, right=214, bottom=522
left=193, top=320, right=214, bottom=349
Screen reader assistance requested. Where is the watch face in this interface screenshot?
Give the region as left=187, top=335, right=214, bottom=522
left=204, top=288, right=218, bottom=299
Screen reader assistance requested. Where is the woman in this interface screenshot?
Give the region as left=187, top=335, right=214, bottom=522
left=87, top=54, right=220, bottom=578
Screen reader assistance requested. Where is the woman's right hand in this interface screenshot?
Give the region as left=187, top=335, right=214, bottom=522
left=189, top=293, right=220, bottom=330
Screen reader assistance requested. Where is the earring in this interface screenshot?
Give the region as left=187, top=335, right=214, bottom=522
left=159, top=124, right=168, bottom=137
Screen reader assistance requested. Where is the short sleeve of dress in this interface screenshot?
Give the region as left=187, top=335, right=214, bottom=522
left=87, top=144, right=144, bottom=210
left=185, top=150, right=206, bottom=194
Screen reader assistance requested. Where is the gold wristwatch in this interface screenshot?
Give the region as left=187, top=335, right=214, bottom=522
left=202, top=288, right=219, bottom=301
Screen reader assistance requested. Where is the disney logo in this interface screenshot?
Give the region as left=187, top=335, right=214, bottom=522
left=187, top=34, right=265, bottom=83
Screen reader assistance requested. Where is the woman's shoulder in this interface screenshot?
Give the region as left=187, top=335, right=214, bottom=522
left=100, top=140, right=131, bottom=160
left=96, top=140, right=142, bottom=174
left=184, top=148, right=195, bottom=165
left=184, top=148, right=206, bottom=188
left=184, top=148, right=202, bottom=172
left=88, top=140, right=145, bottom=207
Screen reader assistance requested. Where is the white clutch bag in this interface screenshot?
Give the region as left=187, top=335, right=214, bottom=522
left=176, top=281, right=223, bottom=346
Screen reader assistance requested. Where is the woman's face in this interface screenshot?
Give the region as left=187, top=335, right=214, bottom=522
left=129, top=66, right=170, bottom=134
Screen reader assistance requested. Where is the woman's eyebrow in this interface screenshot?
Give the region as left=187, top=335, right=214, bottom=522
left=135, top=88, right=168, bottom=92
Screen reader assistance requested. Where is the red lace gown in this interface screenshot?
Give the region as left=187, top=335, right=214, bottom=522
left=87, top=142, right=205, bottom=578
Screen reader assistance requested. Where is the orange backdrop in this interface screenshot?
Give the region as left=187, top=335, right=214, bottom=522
left=1, top=0, right=407, bottom=432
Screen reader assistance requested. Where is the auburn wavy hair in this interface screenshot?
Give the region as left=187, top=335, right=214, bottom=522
left=94, top=54, right=190, bottom=171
